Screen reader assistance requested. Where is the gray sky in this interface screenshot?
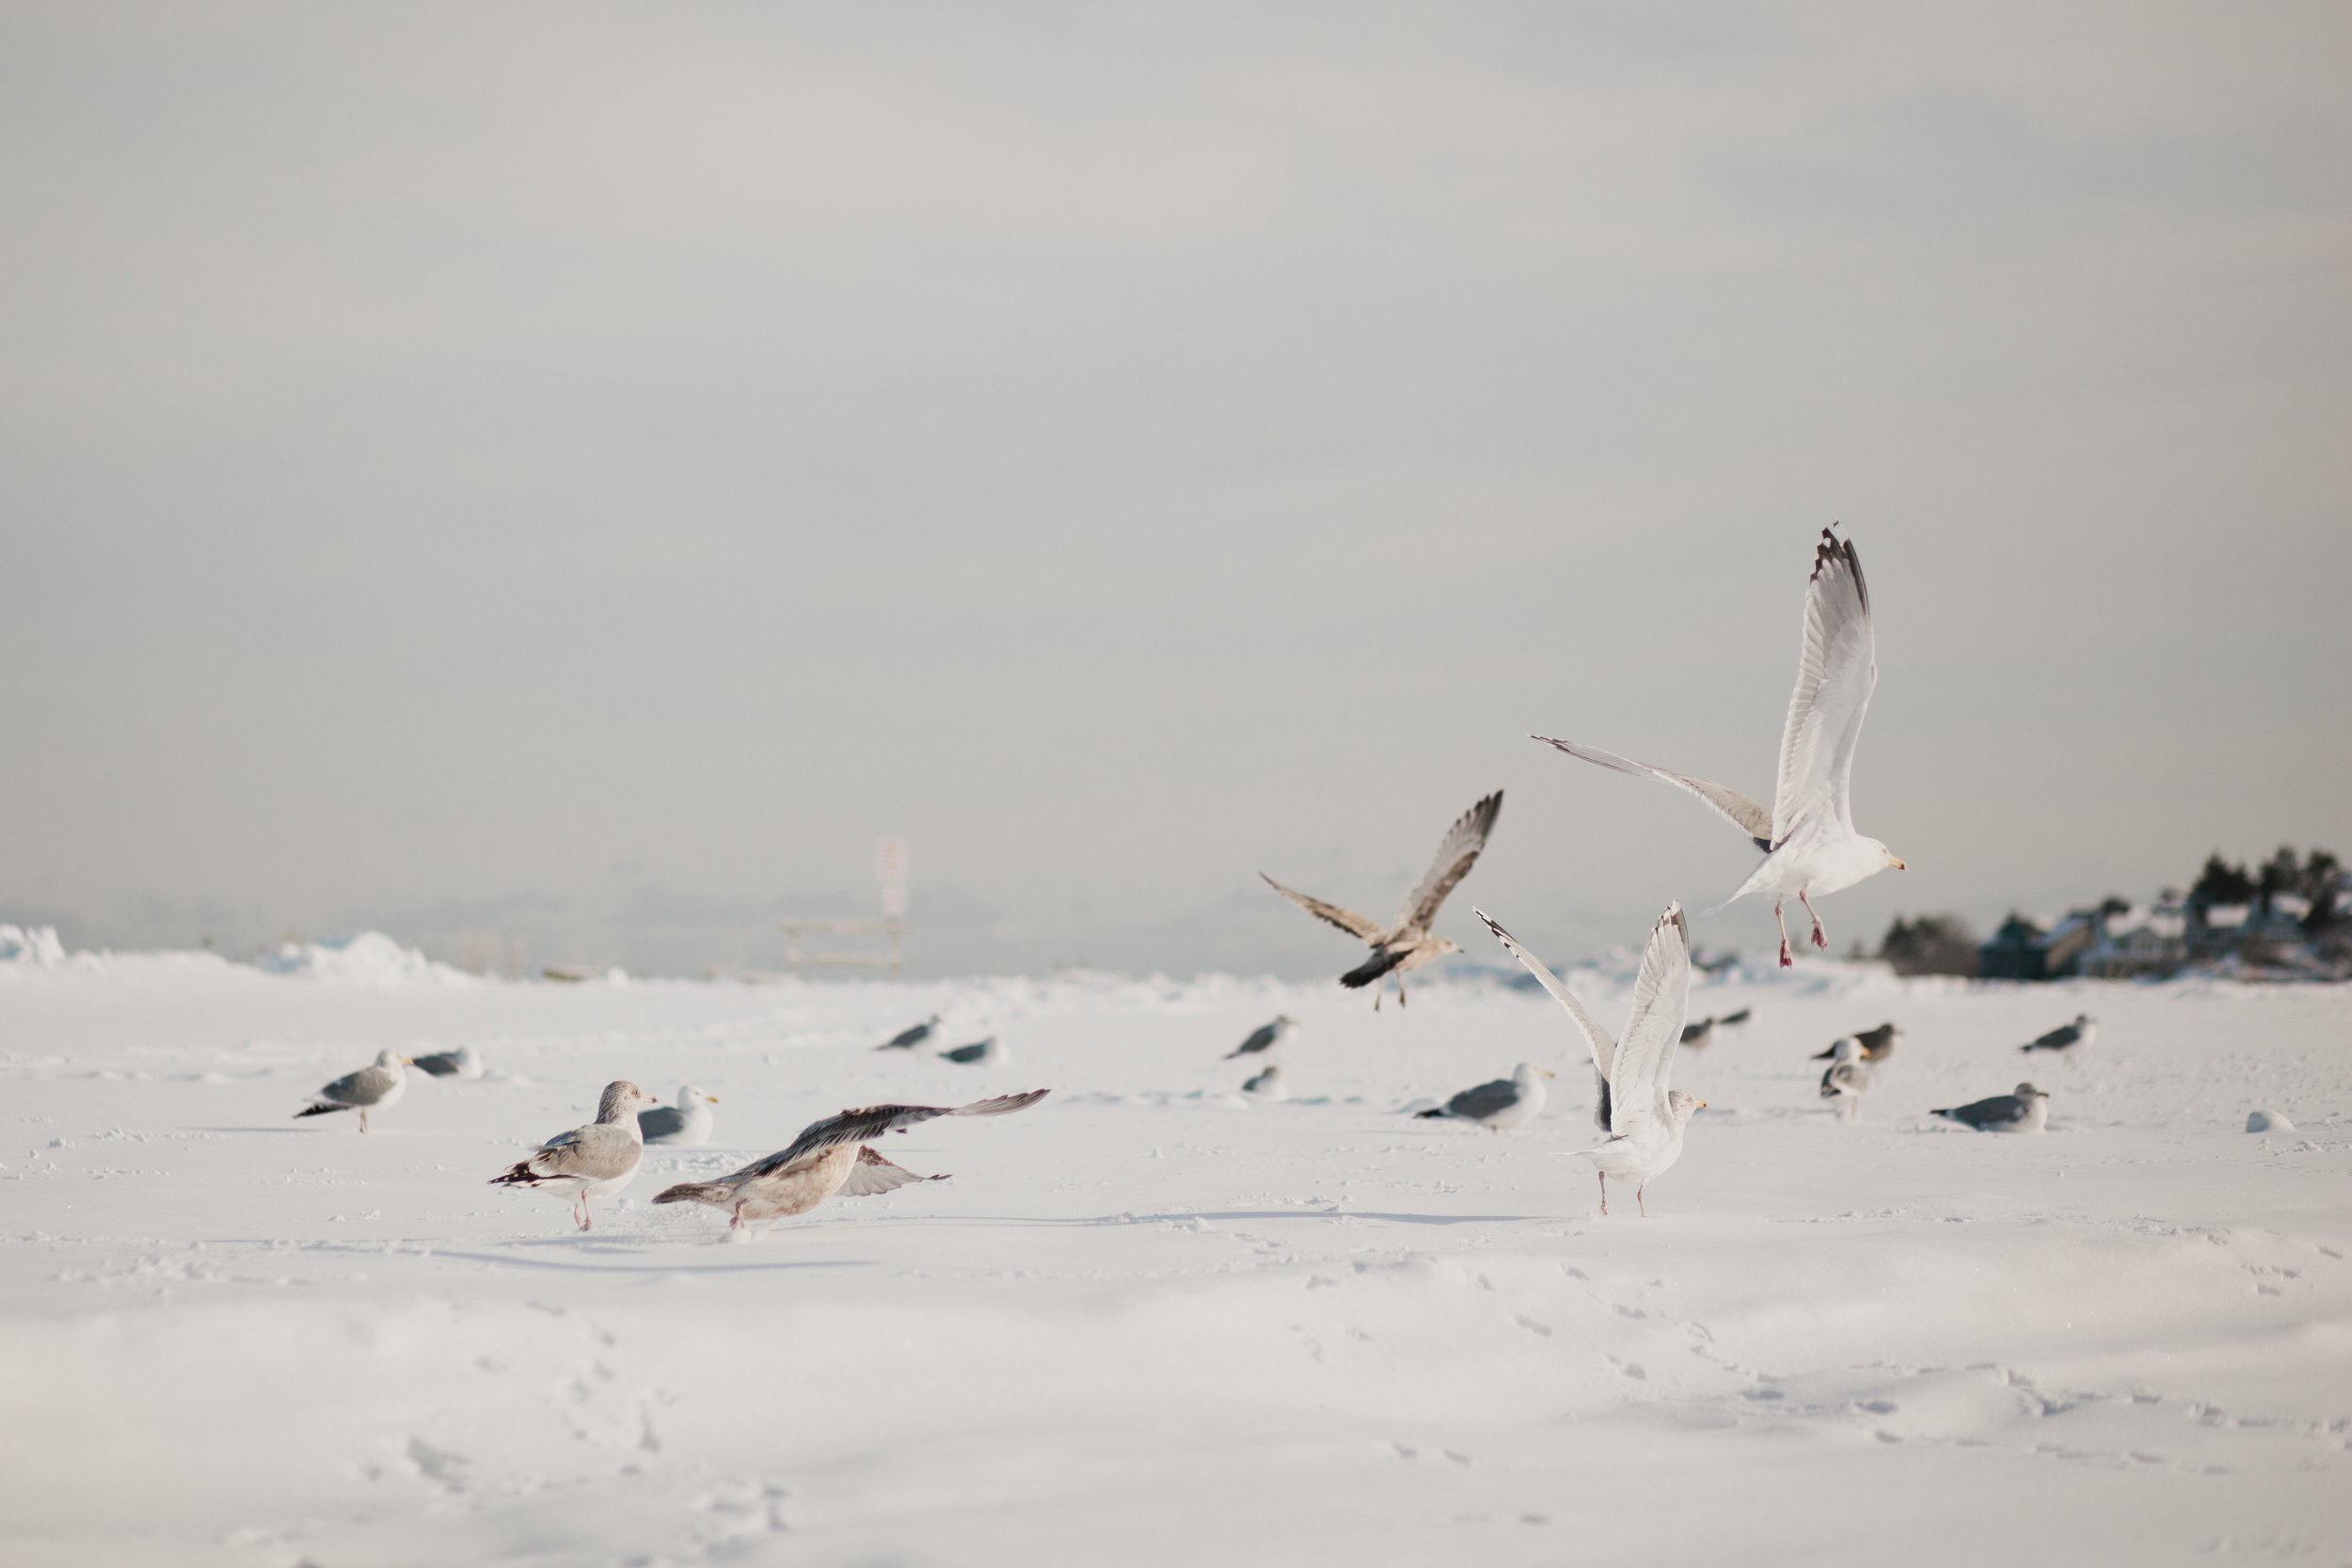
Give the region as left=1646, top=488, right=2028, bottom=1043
left=4, top=2, right=2346, bottom=977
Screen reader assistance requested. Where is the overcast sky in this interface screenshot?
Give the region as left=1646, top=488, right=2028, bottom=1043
left=3, top=3, right=2346, bottom=977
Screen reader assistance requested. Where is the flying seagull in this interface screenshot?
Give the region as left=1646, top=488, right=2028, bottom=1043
left=1263, top=790, right=1502, bottom=1008
left=294, top=1049, right=412, bottom=1132
left=1813, top=1022, right=1900, bottom=1063
left=490, top=1081, right=660, bottom=1230
left=1819, top=1038, right=1871, bottom=1120
left=1931, top=1083, right=2051, bottom=1133
left=1413, top=1061, right=1553, bottom=1131
left=654, top=1090, right=1049, bottom=1237
left=1226, top=1015, right=1296, bottom=1060
left=1478, top=903, right=1705, bottom=1215
left=639, top=1084, right=719, bottom=1146
left=411, top=1043, right=485, bottom=1080
left=2020, top=1015, right=2096, bottom=1053
left=877, top=1015, right=942, bottom=1051
left=1536, top=530, right=1904, bottom=965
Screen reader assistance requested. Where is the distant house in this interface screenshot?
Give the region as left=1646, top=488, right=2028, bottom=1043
left=1978, top=911, right=2097, bottom=981
left=2076, top=901, right=2188, bottom=980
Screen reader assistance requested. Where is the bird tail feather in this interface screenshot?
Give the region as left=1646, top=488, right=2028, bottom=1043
left=1341, top=948, right=1405, bottom=989
left=294, top=1102, right=348, bottom=1118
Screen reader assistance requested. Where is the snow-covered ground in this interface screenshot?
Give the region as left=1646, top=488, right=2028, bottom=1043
left=5, top=940, right=2348, bottom=1566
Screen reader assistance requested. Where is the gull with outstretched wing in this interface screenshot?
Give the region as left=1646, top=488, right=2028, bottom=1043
left=1536, top=530, right=1903, bottom=965
left=1262, top=790, right=1502, bottom=1009
left=654, top=1090, right=1049, bottom=1237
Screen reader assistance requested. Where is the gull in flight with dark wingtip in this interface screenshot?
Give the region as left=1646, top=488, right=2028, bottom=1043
left=654, top=1090, right=1048, bottom=1237
left=1262, top=790, right=1502, bottom=1009
left=1535, top=530, right=1903, bottom=966
left=1478, top=904, right=1705, bottom=1216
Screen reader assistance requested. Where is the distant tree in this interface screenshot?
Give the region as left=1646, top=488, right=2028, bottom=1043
left=1879, top=913, right=1979, bottom=977
left=2190, top=854, right=2254, bottom=908
left=2096, top=894, right=2131, bottom=922
left=2256, top=847, right=2301, bottom=914
left=2304, top=848, right=2344, bottom=934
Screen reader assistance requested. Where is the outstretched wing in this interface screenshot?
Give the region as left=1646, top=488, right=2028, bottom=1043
left=838, top=1146, right=945, bottom=1197
left=1397, top=791, right=1502, bottom=931
left=1605, top=905, right=1693, bottom=1136
left=1474, top=908, right=1615, bottom=1081
left=742, top=1090, right=1052, bottom=1179
left=1261, top=873, right=1385, bottom=942
left=1770, top=529, right=1878, bottom=841
left=1534, top=737, right=1772, bottom=849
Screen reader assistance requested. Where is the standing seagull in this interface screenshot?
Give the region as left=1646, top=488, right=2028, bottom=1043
left=1478, top=904, right=1704, bottom=1216
left=877, top=1015, right=942, bottom=1051
left=294, top=1049, right=412, bottom=1132
left=1932, top=1083, right=2051, bottom=1132
left=1413, top=1062, right=1553, bottom=1131
left=1241, top=1062, right=1288, bottom=1101
left=489, top=1081, right=659, bottom=1230
left=654, top=1090, right=1049, bottom=1237
left=639, top=1084, right=719, bottom=1147
left=1819, top=1039, right=1871, bottom=1119
left=1263, top=791, right=1502, bottom=1008
left=1226, top=1015, right=1296, bottom=1060
left=2020, top=1015, right=2096, bottom=1054
left=1536, top=530, right=1904, bottom=965
left=1813, top=1022, right=1901, bottom=1063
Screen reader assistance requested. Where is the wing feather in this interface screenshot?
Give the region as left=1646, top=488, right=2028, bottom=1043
left=1474, top=908, right=1615, bottom=1081
left=1771, top=529, right=1878, bottom=840
left=1534, top=738, right=1772, bottom=848
left=838, top=1146, right=945, bottom=1197
left=1261, top=873, right=1385, bottom=942
left=740, top=1090, right=1051, bottom=1180
left=1397, top=791, right=1502, bottom=930
left=1605, top=904, right=1692, bottom=1136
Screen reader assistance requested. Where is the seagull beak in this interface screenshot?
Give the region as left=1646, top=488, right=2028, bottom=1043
left=1540, top=1069, right=1556, bottom=1078
left=1891, top=857, right=1907, bottom=870
left=400, top=1056, right=415, bottom=1065
left=1698, top=1100, right=1709, bottom=1108
left=707, top=1095, right=720, bottom=1103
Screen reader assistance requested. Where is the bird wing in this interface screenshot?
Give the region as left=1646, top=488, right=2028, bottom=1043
left=1396, top=791, right=1503, bottom=931
left=528, top=1123, right=640, bottom=1180
left=411, top=1052, right=462, bottom=1076
left=1474, top=908, right=1614, bottom=1081
left=1261, top=873, right=1385, bottom=942
left=1605, top=904, right=1693, bottom=1136
left=1534, top=737, right=1772, bottom=848
left=838, top=1146, right=943, bottom=1197
left=1769, top=529, right=1878, bottom=842
left=1228, top=1021, right=1279, bottom=1058
left=636, top=1106, right=688, bottom=1139
left=320, top=1063, right=399, bottom=1106
left=1444, top=1077, right=1521, bottom=1120
left=741, top=1090, right=1051, bottom=1179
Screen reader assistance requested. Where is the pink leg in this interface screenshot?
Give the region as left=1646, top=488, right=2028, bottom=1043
left=1597, top=1171, right=1608, bottom=1216
left=1398, top=976, right=1408, bottom=1008
left=1637, top=1184, right=1650, bottom=1219
left=1798, top=889, right=1828, bottom=950
left=1774, top=900, right=1794, bottom=968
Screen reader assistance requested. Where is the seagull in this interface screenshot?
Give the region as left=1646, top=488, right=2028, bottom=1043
left=877, top=1015, right=942, bottom=1051
left=489, top=1081, right=660, bottom=1230
left=1536, top=530, right=1904, bottom=966
left=1931, top=1083, right=2051, bottom=1133
left=1413, top=1061, right=1553, bottom=1131
left=1679, top=1016, right=1723, bottom=1048
left=638, top=1084, right=719, bottom=1146
left=1813, top=1022, right=1900, bottom=1063
left=294, top=1049, right=412, bottom=1132
left=1716, top=1006, right=1753, bottom=1028
left=654, top=1090, right=1050, bottom=1237
left=1477, top=903, right=1703, bottom=1215
left=1819, top=1038, right=1871, bottom=1119
left=2020, top=1015, right=2096, bottom=1054
left=1263, top=790, right=1502, bottom=1008
left=411, top=1043, right=485, bottom=1079
left=940, top=1036, right=1006, bottom=1066
left=1241, top=1063, right=1288, bottom=1101
left=1226, top=1015, right=1296, bottom=1059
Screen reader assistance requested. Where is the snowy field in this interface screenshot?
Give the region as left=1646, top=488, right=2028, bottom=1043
left=4, top=939, right=2349, bottom=1567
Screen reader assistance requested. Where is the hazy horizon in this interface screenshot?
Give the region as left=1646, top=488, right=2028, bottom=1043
left=5, top=4, right=2346, bottom=977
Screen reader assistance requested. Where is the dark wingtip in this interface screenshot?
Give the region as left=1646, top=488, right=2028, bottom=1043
left=1811, top=524, right=1867, bottom=610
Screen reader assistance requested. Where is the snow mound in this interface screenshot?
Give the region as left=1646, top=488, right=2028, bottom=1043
left=0, top=925, right=67, bottom=969
left=2246, top=1108, right=2295, bottom=1133
left=251, top=931, right=476, bottom=987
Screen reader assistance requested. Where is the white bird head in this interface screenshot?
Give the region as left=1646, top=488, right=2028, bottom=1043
left=2013, top=1083, right=2051, bottom=1101
left=1868, top=838, right=1907, bottom=871
left=596, top=1081, right=658, bottom=1121
left=1666, top=1088, right=1708, bottom=1124
left=374, top=1049, right=410, bottom=1069
left=1513, top=1062, right=1556, bottom=1085
left=676, top=1084, right=718, bottom=1109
